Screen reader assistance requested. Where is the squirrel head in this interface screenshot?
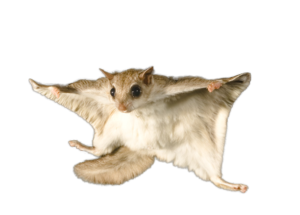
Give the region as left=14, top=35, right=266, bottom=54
left=100, top=67, right=154, bottom=113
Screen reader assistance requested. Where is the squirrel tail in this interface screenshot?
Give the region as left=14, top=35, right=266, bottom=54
left=74, top=146, right=155, bottom=185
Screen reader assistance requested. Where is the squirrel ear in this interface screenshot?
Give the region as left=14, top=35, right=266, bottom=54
left=139, top=66, right=154, bottom=85
left=99, top=68, right=114, bottom=80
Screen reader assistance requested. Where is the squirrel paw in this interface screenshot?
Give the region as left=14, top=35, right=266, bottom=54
left=50, top=87, right=60, bottom=98
left=68, top=140, right=84, bottom=151
left=207, top=81, right=223, bottom=92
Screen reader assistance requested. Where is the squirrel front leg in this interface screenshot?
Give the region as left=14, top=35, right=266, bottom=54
left=29, top=78, right=113, bottom=134
left=164, top=77, right=232, bottom=94
left=151, top=73, right=248, bottom=100
left=150, top=76, right=224, bottom=101
left=29, top=78, right=117, bottom=156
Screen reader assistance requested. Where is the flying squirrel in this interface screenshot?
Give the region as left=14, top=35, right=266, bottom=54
left=29, top=67, right=251, bottom=193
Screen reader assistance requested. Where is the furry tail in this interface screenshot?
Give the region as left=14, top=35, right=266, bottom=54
left=74, top=146, right=155, bottom=185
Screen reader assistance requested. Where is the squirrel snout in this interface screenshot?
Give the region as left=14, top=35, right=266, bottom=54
left=118, top=103, right=127, bottom=112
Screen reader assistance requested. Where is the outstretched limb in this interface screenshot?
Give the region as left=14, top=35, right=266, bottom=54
left=49, top=85, right=80, bottom=98
left=150, top=72, right=250, bottom=101
left=210, top=176, right=248, bottom=193
left=68, top=140, right=103, bottom=157
left=68, top=133, right=119, bottom=157
left=29, top=78, right=112, bottom=134
left=29, top=79, right=80, bottom=99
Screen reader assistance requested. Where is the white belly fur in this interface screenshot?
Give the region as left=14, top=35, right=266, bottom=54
left=100, top=95, right=231, bottom=180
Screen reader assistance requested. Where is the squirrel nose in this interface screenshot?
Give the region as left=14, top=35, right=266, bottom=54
left=118, top=103, right=127, bottom=112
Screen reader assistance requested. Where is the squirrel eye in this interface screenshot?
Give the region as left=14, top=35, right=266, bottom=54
left=110, top=88, right=115, bottom=97
left=131, top=85, right=141, bottom=98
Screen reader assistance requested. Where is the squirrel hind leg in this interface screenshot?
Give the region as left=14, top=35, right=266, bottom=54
left=68, top=140, right=102, bottom=156
left=210, top=176, right=248, bottom=193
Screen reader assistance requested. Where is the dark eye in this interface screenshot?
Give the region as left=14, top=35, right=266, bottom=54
left=110, top=88, right=115, bottom=97
left=131, top=85, right=141, bottom=98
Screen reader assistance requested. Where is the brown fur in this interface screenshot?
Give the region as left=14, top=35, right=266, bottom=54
left=29, top=69, right=250, bottom=188
left=74, top=146, right=155, bottom=185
